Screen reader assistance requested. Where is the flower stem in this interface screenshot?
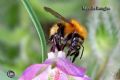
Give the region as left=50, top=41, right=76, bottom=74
left=21, top=0, right=47, bottom=62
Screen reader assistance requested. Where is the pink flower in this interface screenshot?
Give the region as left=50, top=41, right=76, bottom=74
left=19, top=51, right=90, bottom=80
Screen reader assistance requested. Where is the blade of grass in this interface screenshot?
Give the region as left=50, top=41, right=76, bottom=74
left=21, top=0, right=47, bottom=62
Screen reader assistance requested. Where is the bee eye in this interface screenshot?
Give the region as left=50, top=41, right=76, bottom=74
left=73, top=37, right=79, bottom=41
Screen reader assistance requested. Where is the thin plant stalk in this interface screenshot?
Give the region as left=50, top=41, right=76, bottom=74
left=21, top=0, right=47, bottom=62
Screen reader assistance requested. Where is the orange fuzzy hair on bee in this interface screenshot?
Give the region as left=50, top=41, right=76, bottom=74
left=50, top=19, right=87, bottom=40
left=64, top=19, right=87, bottom=39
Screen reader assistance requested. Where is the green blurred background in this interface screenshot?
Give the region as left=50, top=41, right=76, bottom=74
left=0, top=0, right=120, bottom=80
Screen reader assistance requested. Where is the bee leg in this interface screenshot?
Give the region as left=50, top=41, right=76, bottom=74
left=50, top=45, right=56, bottom=52
left=66, top=48, right=73, bottom=58
left=66, top=32, right=78, bottom=60
left=72, top=51, right=79, bottom=63
left=69, top=51, right=75, bottom=62
left=70, top=51, right=75, bottom=56
left=54, top=35, right=61, bottom=51
left=50, top=39, right=57, bottom=52
left=70, top=48, right=80, bottom=63
left=66, top=49, right=71, bottom=57
left=80, top=44, right=84, bottom=59
left=61, top=33, right=72, bottom=50
left=49, top=35, right=55, bottom=52
left=49, top=34, right=61, bottom=52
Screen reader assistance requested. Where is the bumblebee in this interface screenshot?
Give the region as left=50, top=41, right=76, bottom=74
left=44, top=7, right=87, bottom=62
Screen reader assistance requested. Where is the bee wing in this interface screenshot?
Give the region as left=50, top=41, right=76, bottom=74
left=44, top=7, right=70, bottom=23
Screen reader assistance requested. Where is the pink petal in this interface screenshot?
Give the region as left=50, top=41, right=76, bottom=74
left=19, top=57, right=90, bottom=80
left=32, top=67, right=68, bottom=80
left=32, top=66, right=50, bottom=80
left=33, top=67, right=90, bottom=80
left=19, top=64, right=49, bottom=80
left=55, top=68, right=69, bottom=80
left=54, top=69, right=60, bottom=80
left=44, top=58, right=86, bottom=77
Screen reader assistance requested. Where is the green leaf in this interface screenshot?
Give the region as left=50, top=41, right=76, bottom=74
left=21, top=0, right=47, bottom=62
